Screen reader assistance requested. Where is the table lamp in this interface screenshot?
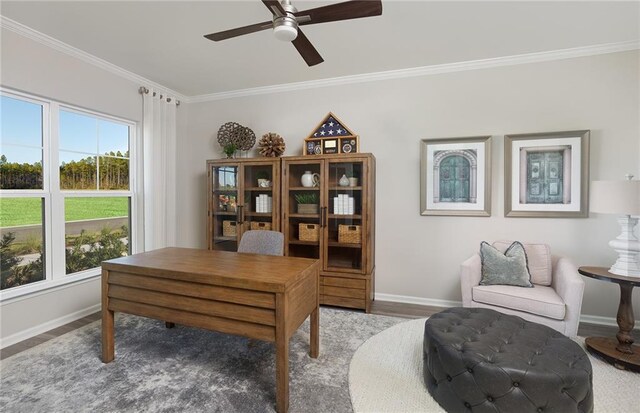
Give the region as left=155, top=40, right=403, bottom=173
left=590, top=175, right=640, bottom=277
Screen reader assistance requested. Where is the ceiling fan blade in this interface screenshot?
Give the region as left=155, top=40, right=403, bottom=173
left=204, top=20, right=273, bottom=41
left=292, top=29, right=324, bottom=67
left=262, top=0, right=286, bottom=16
left=294, top=0, right=382, bottom=26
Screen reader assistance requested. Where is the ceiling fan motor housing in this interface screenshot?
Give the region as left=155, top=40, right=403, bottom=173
left=273, top=1, right=298, bottom=41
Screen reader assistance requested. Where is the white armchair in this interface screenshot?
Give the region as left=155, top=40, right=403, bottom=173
left=460, top=241, right=585, bottom=337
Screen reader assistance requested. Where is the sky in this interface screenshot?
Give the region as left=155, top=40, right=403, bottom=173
left=0, top=95, right=129, bottom=165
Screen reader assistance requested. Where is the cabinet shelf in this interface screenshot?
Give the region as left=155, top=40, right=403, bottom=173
left=245, top=187, right=273, bottom=192
left=328, top=241, right=362, bottom=249
left=329, top=186, right=362, bottom=191
left=244, top=212, right=272, bottom=217
left=289, top=239, right=320, bottom=246
left=289, top=187, right=320, bottom=191
left=288, top=213, right=320, bottom=219
left=214, top=236, right=237, bottom=242
left=329, top=214, right=361, bottom=219
left=214, top=211, right=237, bottom=216
left=214, top=188, right=238, bottom=192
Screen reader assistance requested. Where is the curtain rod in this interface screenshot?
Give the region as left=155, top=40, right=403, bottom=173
left=139, top=87, right=180, bottom=106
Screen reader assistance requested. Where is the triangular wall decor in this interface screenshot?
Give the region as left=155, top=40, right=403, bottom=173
left=304, top=112, right=359, bottom=155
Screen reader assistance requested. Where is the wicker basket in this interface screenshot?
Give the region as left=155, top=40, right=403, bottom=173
left=222, top=220, right=237, bottom=237
left=338, top=224, right=361, bottom=244
left=299, top=223, right=319, bottom=242
left=250, top=221, right=272, bottom=231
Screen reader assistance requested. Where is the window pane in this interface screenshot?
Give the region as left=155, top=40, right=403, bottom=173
left=59, top=110, right=98, bottom=153
left=98, top=120, right=129, bottom=156
left=98, top=156, right=129, bottom=190
left=0, top=95, right=43, bottom=147
left=60, top=151, right=97, bottom=190
left=65, top=197, right=130, bottom=275
left=0, top=197, right=45, bottom=290
left=0, top=145, right=43, bottom=189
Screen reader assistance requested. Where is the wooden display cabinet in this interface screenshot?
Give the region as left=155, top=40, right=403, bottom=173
left=281, top=153, right=375, bottom=312
left=207, top=158, right=280, bottom=251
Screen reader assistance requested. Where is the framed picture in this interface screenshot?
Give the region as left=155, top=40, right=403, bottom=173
left=420, top=136, right=492, bottom=216
left=504, top=130, right=590, bottom=218
left=323, top=138, right=338, bottom=154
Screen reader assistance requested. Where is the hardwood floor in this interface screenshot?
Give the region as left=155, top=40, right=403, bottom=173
left=0, top=301, right=631, bottom=360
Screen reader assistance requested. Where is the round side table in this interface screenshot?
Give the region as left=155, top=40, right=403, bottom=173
left=578, top=266, right=640, bottom=372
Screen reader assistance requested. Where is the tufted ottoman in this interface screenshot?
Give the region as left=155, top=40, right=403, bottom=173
left=423, top=307, right=593, bottom=413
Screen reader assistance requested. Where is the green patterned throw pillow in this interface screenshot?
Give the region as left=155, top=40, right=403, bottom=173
left=479, top=241, right=533, bottom=287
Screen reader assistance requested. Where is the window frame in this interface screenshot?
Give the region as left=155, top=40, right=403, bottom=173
left=0, top=87, right=141, bottom=302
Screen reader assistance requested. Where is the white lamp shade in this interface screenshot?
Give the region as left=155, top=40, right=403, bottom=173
left=590, top=180, right=640, bottom=215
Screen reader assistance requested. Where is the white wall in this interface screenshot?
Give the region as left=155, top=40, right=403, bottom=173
left=178, top=50, right=640, bottom=322
left=0, top=28, right=186, bottom=344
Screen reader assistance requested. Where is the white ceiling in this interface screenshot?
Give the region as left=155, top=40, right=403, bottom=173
left=1, top=1, right=638, bottom=97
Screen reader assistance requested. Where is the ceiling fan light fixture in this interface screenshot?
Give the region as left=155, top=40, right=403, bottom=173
left=273, top=16, right=298, bottom=41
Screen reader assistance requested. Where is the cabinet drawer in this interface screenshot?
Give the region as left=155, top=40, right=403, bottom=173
left=321, top=285, right=364, bottom=299
left=321, top=276, right=365, bottom=290
left=321, top=294, right=365, bottom=310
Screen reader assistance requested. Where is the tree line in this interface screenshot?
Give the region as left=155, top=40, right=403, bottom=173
left=0, top=151, right=129, bottom=190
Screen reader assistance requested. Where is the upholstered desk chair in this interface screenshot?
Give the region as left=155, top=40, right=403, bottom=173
left=460, top=241, right=585, bottom=337
left=238, top=230, right=284, bottom=256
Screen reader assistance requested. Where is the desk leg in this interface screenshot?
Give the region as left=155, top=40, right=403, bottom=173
left=101, top=269, right=114, bottom=363
left=616, top=283, right=635, bottom=354
left=310, top=307, right=319, bottom=359
left=275, top=294, right=289, bottom=413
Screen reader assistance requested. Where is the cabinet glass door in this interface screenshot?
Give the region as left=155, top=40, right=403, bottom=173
left=284, top=161, right=323, bottom=260
left=242, top=163, right=277, bottom=233
left=325, top=160, right=365, bottom=272
left=211, top=164, right=239, bottom=251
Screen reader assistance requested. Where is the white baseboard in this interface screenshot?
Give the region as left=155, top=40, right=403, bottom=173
left=375, top=293, right=462, bottom=309
left=0, top=303, right=101, bottom=349
left=578, top=314, right=621, bottom=328
left=375, top=293, right=625, bottom=328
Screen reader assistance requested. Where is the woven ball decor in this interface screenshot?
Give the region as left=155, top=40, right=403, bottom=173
left=258, top=132, right=286, bottom=157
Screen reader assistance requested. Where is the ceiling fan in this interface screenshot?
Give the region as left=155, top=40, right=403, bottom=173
left=204, top=0, right=383, bottom=67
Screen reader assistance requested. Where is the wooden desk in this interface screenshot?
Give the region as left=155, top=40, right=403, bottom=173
left=101, top=247, right=320, bottom=413
left=578, top=266, right=640, bottom=372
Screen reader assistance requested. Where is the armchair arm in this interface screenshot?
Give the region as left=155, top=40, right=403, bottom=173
left=552, top=257, right=585, bottom=337
left=460, top=254, right=482, bottom=307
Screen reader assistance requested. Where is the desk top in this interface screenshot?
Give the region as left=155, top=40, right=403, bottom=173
left=578, top=266, right=640, bottom=286
left=102, top=247, right=320, bottom=293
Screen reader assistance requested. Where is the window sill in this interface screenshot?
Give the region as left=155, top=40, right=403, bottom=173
left=0, top=268, right=101, bottom=305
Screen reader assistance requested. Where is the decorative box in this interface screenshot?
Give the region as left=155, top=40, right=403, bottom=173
left=297, top=204, right=319, bottom=214
left=299, top=223, right=319, bottom=242
left=250, top=221, right=272, bottom=231
left=222, top=220, right=237, bottom=237
left=338, top=224, right=361, bottom=244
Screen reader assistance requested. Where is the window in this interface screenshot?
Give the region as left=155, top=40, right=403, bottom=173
left=0, top=89, right=138, bottom=299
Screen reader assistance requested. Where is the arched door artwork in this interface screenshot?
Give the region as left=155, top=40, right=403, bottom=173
left=439, top=155, right=470, bottom=202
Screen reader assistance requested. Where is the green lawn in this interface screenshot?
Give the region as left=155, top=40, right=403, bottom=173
left=0, top=197, right=128, bottom=227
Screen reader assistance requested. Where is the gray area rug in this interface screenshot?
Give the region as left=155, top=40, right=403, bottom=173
left=0, top=308, right=403, bottom=412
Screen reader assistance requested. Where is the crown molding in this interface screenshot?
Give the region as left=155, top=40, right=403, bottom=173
left=188, top=39, right=640, bottom=103
left=2, top=15, right=637, bottom=105
left=0, top=16, right=188, bottom=102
